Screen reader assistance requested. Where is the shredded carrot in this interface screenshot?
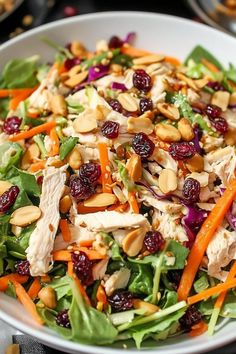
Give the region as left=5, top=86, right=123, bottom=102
left=187, top=278, right=236, bottom=305
left=72, top=273, right=91, bottom=306
left=67, top=261, right=73, bottom=276
left=79, top=247, right=106, bottom=260
left=79, top=240, right=94, bottom=247
left=128, top=191, right=139, bottom=214
left=214, top=261, right=236, bottom=309
left=98, top=142, right=113, bottom=193
left=41, top=275, right=51, bottom=283
left=12, top=280, right=44, bottom=325
left=0, top=86, right=38, bottom=98
left=49, top=127, right=60, bottom=157
left=29, top=160, right=46, bottom=173
left=96, top=284, right=107, bottom=304
left=178, top=161, right=189, bottom=176
left=165, top=56, right=181, bottom=67
left=9, top=87, right=38, bottom=110
left=27, top=277, right=42, bottom=300
left=121, top=45, right=151, bottom=57
left=53, top=250, right=72, bottom=262
left=9, top=121, right=56, bottom=142
left=201, top=58, right=219, bottom=73
left=189, top=321, right=208, bottom=337
left=77, top=203, right=107, bottom=214
left=53, top=248, right=105, bottom=262
left=59, top=219, right=71, bottom=243
left=0, top=274, right=28, bottom=291
left=178, top=179, right=236, bottom=301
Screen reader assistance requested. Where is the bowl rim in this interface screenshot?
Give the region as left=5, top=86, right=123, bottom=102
left=0, top=10, right=236, bottom=354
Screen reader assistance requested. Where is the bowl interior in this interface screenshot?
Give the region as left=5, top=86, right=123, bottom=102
left=0, top=11, right=236, bottom=354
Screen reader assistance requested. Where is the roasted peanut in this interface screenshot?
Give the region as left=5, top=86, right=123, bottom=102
left=155, top=123, right=181, bottom=142
left=133, top=299, right=159, bottom=315
left=0, top=180, right=12, bottom=195
left=177, top=118, right=194, bottom=141
left=229, top=92, right=236, bottom=106
left=185, top=153, right=204, bottom=172
left=84, top=193, right=117, bottom=207
left=73, top=109, right=98, bottom=133
left=11, top=225, right=22, bottom=237
left=59, top=195, right=72, bottom=214
left=117, top=93, right=139, bottom=112
left=158, top=168, right=178, bottom=194
left=65, top=71, right=88, bottom=88
left=211, top=91, right=230, bottom=111
left=50, top=94, right=68, bottom=116
left=70, top=41, right=86, bottom=57
left=10, top=206, right=41, bottom=227
left=122, top=227, right=147, bottom=257
left=127, top=116, right=154, bottom=135
left=126, top=154, right=142, bottom=182
left=67, top=146, right=82, bottom=170
left=224, top=128, right=236, bottom=146
left=157, top=102, right=180, bottom=121
left=38, top=287, right=57, bottom=309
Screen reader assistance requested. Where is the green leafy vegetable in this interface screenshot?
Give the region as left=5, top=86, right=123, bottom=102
left=59, top=137, right=78, bottom=160
left=117, top=161, right=136, bottom=192
left=65, top=96, right=85, bottom=114
left=128, top=263, right=153, bottom=295
left=186, top=59, right=222, bottom=81
left=194, top=272, right=209, bottom=293
left=184, top=45, right=223, bottom=70
left=0, top=143, right=23, bottom=176
left=111, top=53, right=133, bottom=67
left=224, top=63, right=236, bottom=84
left=164, top=241, right=189, bottom=270
left=0, top=98, right=10, bottom=118
left=1, top=55, right=39, bottom=88
left=41, top=36, right=73, bottom=60
left=82, top=48, right=120, bottom=69
left=18, top=224, right=35, bottom=250
left=160, top=290, right=178, bottom=309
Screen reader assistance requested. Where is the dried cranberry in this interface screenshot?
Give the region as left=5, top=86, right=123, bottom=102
left=15, top=260, right=30, bottom=276
left=70, top=176, right=95, bottom=201
left=3, top=116, right=22, bottom=135
left=71, top=251, right=93, bottom=285
left=133, top=70, right=152, bottom=92
left=63, top=6, right=78, bottom=17
left=169, top=142, right=196, bottom=161
left=78, top=163, right=101, bottom=184
left=108, top=99, right=123, bottom=113
left=204, top=104, right=222, bottom=119
left=210, top=117, right=228, bottom=134
left=108, top=290, right=133, bottom=312
left=37, top=175, right=43, bottom=185
left=64, top=57, right=81, bottom=71
left=207, top=81, right=225, bottom=91
left=139, top=97, right=153, bottom=114
left=144, top=231, right=165, bottom=253
left=132, top=132, right=155, bottom=159
left=0, top=186, right=19, bottom=213
left=56, top=309, right=71, bottom=328
left=179, top=306, right=202, bottom=331
left=101, top=120, right=120, bottom=139
left=183, top=178, right=200, bottom=204
left=167, top=270, right=183, bottom=291
left=108, top=36, right=123, bottom=49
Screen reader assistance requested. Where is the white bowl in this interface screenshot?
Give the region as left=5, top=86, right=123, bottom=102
left=0, top=11, right=236, bottom=354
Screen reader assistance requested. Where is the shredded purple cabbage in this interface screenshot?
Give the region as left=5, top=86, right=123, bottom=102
left=88, top=64, right=109, bottom=82
left=137, top=180, right=168, bottom=200
left=111, top=82, right=127, bottom=91
left=192, top=126, right=202, bottom=155
left=182, top=206, right=208, bottom=248
left=123, top=32, right=136, bottom=45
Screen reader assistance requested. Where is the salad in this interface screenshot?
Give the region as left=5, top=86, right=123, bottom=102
left=1, top=32, right=236, bottom=348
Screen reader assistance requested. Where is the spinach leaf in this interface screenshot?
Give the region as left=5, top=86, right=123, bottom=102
left=37, top=308, right=72, bottom=339
left=18, top=224, right=35, bottom=250
left=111, top=53, right=133, bottom=67
left=128, top=263, right=153, bottom=295
left=14, top=168, right=40, bottom=197
left=220, top=293, right=236, bottom=318
left=184, top=45, right=223, bottom=70
left=1, top=55, right=39, bottom=88
left=59, top=137, right=78, bottom=160
left=69, top=278, right=118, bottom=344
left=0, top=215, right=11, bottom=237
left=0, top=143, right=23, bottom=176
left=163, top=241, right=189, bottom=270
left=49, top=275, right=72, bottom=300
left=102, top=232, right=124, bottom=262
left=0, top=98, right=10, bottom=118
left=159, top=290, right=178, bottom=309
left=5, top=236, right=26, bottom=258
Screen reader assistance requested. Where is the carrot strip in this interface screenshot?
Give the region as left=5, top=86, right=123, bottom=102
left=178, top=179, right=236, bottom=301
left=121, top=45, right=151, bottom=57
left=12, top=280, right=43, bottom=325
left=0, top=274, right=28, bottom=291
left=165, top=56, right=181, bottom=67
left=77, top=203, right=107, bottom=214
left=59, top=219, right=71, bottom=243
left=67, top=261, right=73, bottom=276
left=9, top=121, right=56, bottom=142
left=53, top=250, right=72, bottom=262
left=41, top=275, right=51, bottom=283
left=0, top=86, right=38, bottom=98
left=27, top=277, right=41, bottom=300
left=98, top=142, right=113, bottom=193
left=201, top=58, right=219, bottom=73
left=9, top=88, right=37, bottom=110
left=29, top=160, right=46, bottom=173
left=96, top=284, right=107, bottom=304
left=128, top=191, right=139, bottom=214
left=79, top=240, right=94, bottom=247
left=189, top=321, right=208, bottom=337
left=187, top=278, right=236, bottom=305
left=72, top=273, right=91, bottom=306
left=49, top=127, right=60, bottom=157
left=79, top=247, right=106, bottom=260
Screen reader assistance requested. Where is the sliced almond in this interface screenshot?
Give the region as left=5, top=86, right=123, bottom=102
left=185, top=153, right=204, bottom=172
left=96, top=105, right=110, bottom=120
left=187, top=172, right=209, bottom=187
left=229, top=92, right=236, bottom=106
left=84, top=193, right=117, bottom=207
left=133, top=54, right=165, bottom=65
left=68, top=64, right=81, bottom=77
left=38, top=287, right=57, bottom=309
left=50, top=94, right=68, bottom=116
left=0, top=180, right=12, bottom=195
left=73, top=108, right=98, bottom=133
left=177, top=118, right=194, bottom=141
left=117, top=93, right=139, bottom=112
left=11, top=225, right=22, bottom=237
left=225, top=127, right=236, bottom=146
left=133, top=299, right=159, bottom=315
left=146, top=62, right=162, bottom=75
left=176, top=72, right=198, bottom=91
left=65, top=71, right=88, bottom=88
left=158, top=168, right=178, bottom=194
left=155, top=123, right=181, bottom=142
left=70, top=41, right=87, bottom=57
left=157, top=102, right=180, bottom=121
left=10, top=206, right=41, bottom=227
left=66, top=146, right=82, bottom=170
left=122, top=227, right=147, bottom=257
left=127, top=116, right=154, bottom=134
left=211, top=91, right=230, bottom=111
left=59, top=195, right=72, bottom=214
left=126, top=154, right=142, bottom=182
left=195, top=77, right=209, bottom=89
